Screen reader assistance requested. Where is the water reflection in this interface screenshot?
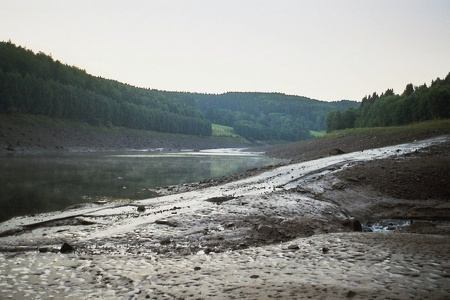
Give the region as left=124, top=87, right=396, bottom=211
left=0, top=150, right=279, bottom=222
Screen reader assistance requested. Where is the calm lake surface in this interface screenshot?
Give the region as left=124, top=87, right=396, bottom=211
left=0, top=149, right=281, bottom=222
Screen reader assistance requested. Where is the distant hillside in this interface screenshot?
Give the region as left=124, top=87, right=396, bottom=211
left=193, top=92, right=356, bottom=141
left=0, top=41, right=357, bottom=142
left=147, top=91, right=356, bottom=141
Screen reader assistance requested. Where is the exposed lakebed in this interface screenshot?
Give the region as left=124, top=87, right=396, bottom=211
left=1, top=136, right=450, bottom=299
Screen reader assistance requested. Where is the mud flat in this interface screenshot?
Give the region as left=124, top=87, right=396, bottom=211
left=0, top=136, right=449, bottom=299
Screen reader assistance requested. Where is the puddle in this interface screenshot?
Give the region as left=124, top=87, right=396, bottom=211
left=364, top=219, right=412, bottom=232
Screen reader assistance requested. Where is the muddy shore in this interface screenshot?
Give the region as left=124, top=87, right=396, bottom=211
left=1, top=132, right=449, bottom=299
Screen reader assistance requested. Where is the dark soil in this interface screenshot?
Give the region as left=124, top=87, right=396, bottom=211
left=337, top=142, right=450, bottom=201
left=0, top=117, right=253, bottom=154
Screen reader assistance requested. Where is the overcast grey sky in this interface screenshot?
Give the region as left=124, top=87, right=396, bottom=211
left=1, top=0, right=449, bottom=101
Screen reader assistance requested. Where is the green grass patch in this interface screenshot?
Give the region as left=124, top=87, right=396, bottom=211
left=309, top=130, right=326, bottom=137
left=212, top=124, right=239, bottom=137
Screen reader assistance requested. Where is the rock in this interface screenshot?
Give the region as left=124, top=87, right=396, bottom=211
left=75, top=217, right=97, bottom=225
left=346, top=177, right=360, bottom=182
left=287, top=244, right=300, bottom=250
left=137, top=205, right=146, bottom=212
left=332, top=181, right=346, bottom=190
left=38, top=247, right=51, bottom=253
left=93, top=200, right=108, bottom=205
left=322, top=247, right=329, bottom=254
left=257, top=225, right=274, bottom=235
left=352, top=219, right=362, bottom=232
left=346, top=290, right=357, bottom=298
left=250, top=275, right=259, bottom=279
left=329, top=148, right=345, bottom=155
left=60, top=242, right=74, bottom=253
left=205, top=196, right=235, bottom=204
left=155, top=219, right=178, bottom=227
left=343, top=219, right=363, bottom=231
left=225, top=222, right=235, bottom=228
left=159, top=238, right=171, bottom=245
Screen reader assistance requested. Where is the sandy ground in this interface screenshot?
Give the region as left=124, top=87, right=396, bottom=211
left=1, top=233, right=449, bottom=299
left=1, top=135, right=449, bottom=299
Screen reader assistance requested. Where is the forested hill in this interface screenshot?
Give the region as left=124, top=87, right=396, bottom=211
left=326, top=73, right=450, bottom=131
left=0, top=41, right=212, bottom=136
left=0, top=41, right=357, bottom=141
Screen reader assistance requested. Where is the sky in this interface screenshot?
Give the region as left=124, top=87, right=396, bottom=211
left=1, top=0, right=449, bottom=102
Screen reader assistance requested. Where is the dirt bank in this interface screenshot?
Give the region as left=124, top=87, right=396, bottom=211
left=264, top=127, right=450, bottom=162
left=0, top=115, right=254, bottom=154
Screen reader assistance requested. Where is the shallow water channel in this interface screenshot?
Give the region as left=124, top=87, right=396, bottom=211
left=0, top=149, right=281, bottom=222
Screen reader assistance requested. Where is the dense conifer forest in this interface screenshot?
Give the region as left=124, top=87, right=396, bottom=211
left=0, top=41, right=212, bottom=136
left=0, top=41, right=356, bottom=142
left=326, top=73, right=450, bottom=132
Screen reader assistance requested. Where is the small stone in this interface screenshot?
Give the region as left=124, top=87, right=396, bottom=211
left=137, top=205, right=146, bottom=212
left=60, top=242, right=74, bottom=253
left=329, top=148, right=345, bottom=155
left=332, top=181, right=345, bottom=190
left=322, top=247, right=329, bottom=254
left=346, top=290, right=357, bottom=298
left=155, top=219, right=178, bottom=227
left=38, top=247, right=50, bottom=253
left=250, top=275, right=259, bottom=279
left=287, top=244, right=300, bottom=250
left=159, top=238, right=171, bottom=245
left=257, top=225, right=273, bottom=234
left=194, top=266, right=201, bottom=271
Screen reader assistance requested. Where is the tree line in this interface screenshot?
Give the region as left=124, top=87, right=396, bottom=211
left=326, top=73, right=450, bottom=131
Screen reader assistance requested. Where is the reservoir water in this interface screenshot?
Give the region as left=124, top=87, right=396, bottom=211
left=0, top=149, right=281, bottom=222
